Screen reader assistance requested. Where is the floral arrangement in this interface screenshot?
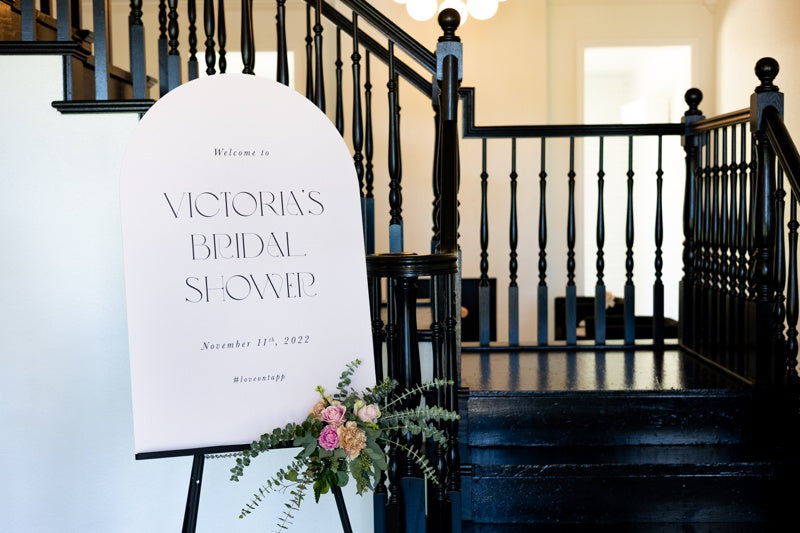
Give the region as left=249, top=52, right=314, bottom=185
left=230, top=359, right=459, bottom=530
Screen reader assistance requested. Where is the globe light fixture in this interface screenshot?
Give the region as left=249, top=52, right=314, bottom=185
left=405, top=0, right=438, bottom=22
left=467, top=0, right=498, bottom=20
left=401, top=0, right=505, bottom=24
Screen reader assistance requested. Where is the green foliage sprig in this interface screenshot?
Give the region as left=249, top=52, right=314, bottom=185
left=230, top=359, right=459, bottom=530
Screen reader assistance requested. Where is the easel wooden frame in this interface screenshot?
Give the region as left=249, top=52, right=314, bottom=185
left=136, top=444, right=352, bottom=532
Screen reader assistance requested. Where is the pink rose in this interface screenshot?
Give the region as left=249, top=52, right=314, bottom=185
left=356, top=403, right=381, bottom=423
left=321, top=404, right=347, bottom=426
left=318, top=425, right=339, bottom=451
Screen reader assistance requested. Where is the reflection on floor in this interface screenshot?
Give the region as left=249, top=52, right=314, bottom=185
left=460, top=349, right=746, bottom=392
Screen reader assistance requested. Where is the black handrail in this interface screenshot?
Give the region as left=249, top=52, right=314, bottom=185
left=765, top=106, right=800, bottom=197
left=459, top=87, right=684, bottom=138
left=691, top=108, right=750, bottom=132
left=337, top=0, right=437, bottom=75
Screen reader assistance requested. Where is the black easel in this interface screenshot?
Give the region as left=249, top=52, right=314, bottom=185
left=331, top=484, right=353, bottom=533
left=180, top=452, right=352, bottom=533
left=182, top=454, right=205, bottom=533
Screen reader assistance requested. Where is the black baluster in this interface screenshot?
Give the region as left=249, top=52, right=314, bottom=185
left=305, top=3, right=313, bottom=100
left=241, top=0, right=254, bottom=74
left=701, top=132, right=712, bottom=351
left=187, top=0, right=199, bottom=80
left=727, top=125, right=740, bottom=364
left=56, top=0, right=73, bottom=42
left=21, top=0, right=34, bottom=41
left=774, top=167, right=787, bottom=361
left=710, top=128, right=720, bottom=355
left=383, top=274, right=402, bottom=529
left=624, top=136, right=635, bottom=345
left=217, top=0, right=226, bottom=73
left=719, top=128, right=730, bottom=358
left=596, top=137, right=607, bottom=344
left=509, top=138, right=519, bottom=346
left=653, top=135, right=664, bottom=345
left=787, top=193, right=798, bottom=380
left=351, top=14, right=364, bottom=236
left=313, top=0, right=325, bottom=111
left=538, top=138, right=548, bottom=345
left=167, top=0, right=181, bottom=90
left=738, top=123, right=749, bottom=304
left=479, top=138, right=491, bottom=346
left=367, top=275, right=387, bottom=531
left=680, top=88, right=704, bottom=348
left=431, top=82, right=442, bottom=253
left=40, top=0, right=51, bottom=15
left=71, top=0, right=82, bottom=29
left=93, top=0, right=112, bottom=99
left=335, top=28, right=344, bottom=135
left=129, top=0, right=146, bottom=99
left=364, top=51, right=375, bottom=254
left=443, top=270, right=461, bottom=526
left=388, top=41, right=403, bottom=252
left=203, top=0, right=216, bottom=75
left=158, top=0, right=168, bottom=95
left=566, top=137, right=577, bottom=345
left=57, top=0, right=77, bottom=98
left=736, top=125, right=749, bottom=374
left=275, top=0, right=288, bottom=85
left=428, top=310, right=449, bottom=533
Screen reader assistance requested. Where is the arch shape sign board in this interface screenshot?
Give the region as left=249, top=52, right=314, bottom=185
left=120, top=75, right=375, bottom=457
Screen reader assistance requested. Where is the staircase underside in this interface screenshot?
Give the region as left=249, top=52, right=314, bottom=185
left=458, top=348, right=799, bottom=531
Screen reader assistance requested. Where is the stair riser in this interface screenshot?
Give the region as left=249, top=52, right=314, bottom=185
left=465, top=392, right=753, bottom=448
left=464, top=474, right=774, bottom=524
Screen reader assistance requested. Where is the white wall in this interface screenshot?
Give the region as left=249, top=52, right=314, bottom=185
left=0, top=55, right=372, bottom=533
left=715, top=0, right=800, bottom=133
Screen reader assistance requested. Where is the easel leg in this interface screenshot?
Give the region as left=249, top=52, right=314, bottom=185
left=331, top=484, right=353, bottom=533
left=182, top=454, right=205, bottom=533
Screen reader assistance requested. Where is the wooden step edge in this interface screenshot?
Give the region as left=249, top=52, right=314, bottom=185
left=51, top=99, right=155, bottom=114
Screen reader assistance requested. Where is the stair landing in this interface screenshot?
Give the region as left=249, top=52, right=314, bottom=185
left=461, top=348, right=746, bottom=392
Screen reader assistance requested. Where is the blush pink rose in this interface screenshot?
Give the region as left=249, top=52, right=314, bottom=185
left=321, top=404, right=347, bottom=426
left=318, top=425, right=339, bottom=451
left=356, top=403, right=381, bottom=423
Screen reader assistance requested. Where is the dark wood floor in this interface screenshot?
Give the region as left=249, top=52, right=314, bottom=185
left=460, top=348, right=747, bottom=392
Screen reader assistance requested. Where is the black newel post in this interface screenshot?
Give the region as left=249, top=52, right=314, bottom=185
left=129, top=0, right=147, bottom=99
left=436, top=9, right=462, bottom=532
left=748, top=57, right=784, bottom=387
left=680, top=88, right=704, bottom=350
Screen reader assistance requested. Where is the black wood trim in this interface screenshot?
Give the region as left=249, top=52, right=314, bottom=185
left=460, top=88, right=683, bottom=139
left=367, top=252, right=458, bottom=278
left=461, top=341, right=681, bottom=353
left=0, top=41, right=85, bottom=56
left=51, top=99, right=154, bottom=113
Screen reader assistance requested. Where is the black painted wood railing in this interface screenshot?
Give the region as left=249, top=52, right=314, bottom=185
left=460, top=85, right=685, bottom=349
left=6, top=0, right=800, bottom=524
left=680, top=58, right=800, bottom=396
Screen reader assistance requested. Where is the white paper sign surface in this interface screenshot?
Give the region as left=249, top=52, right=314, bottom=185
left=120, top=74, right=375, bottom=456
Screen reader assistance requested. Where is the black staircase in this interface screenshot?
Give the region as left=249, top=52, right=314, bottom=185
left=3, top=1, right=800, bottom=531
